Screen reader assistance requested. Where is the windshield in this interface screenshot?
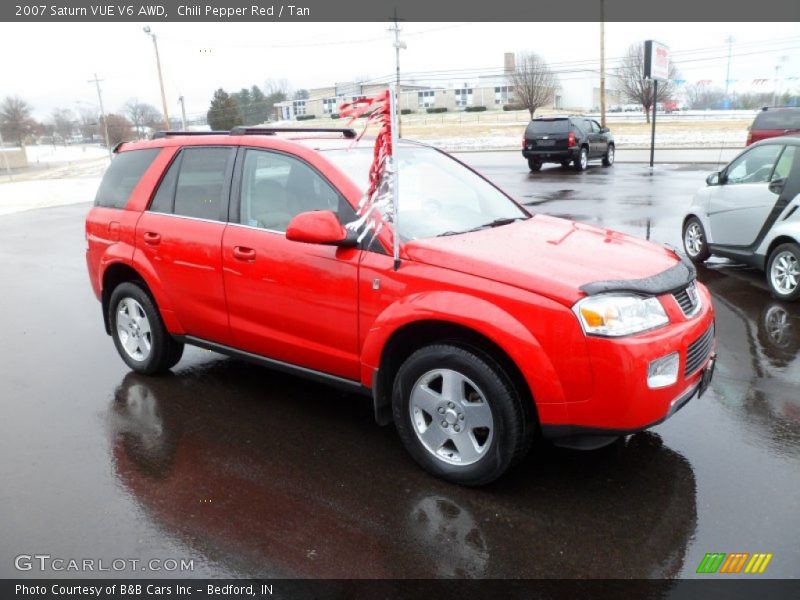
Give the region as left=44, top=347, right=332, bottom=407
left=322, top=145, right=528, bottom=240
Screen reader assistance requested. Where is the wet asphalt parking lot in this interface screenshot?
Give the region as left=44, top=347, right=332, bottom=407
left=1, top=155, right=799, bottom=579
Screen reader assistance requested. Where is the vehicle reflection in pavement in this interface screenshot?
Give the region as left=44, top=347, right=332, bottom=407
left=697, top=262, right=800, bottom=458
left=108, top=363, right=696, bottom=578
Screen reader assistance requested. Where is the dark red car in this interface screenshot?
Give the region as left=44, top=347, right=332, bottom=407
left=86, top=127, right=716, bottom=485
left=747, top=107, right=800, bottom=146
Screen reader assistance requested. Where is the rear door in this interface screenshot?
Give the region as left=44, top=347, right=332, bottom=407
left=221, top=147, right=362, bottom=380
left=708, top=143, right=785, bottom=245
left=135, top=146, right=235, bottom=344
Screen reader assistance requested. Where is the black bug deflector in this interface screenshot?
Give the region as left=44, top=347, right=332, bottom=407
left=580, top=252, right=696, bottom=296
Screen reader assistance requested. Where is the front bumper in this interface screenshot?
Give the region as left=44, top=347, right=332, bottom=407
left=541, top=282, right=716, bottom=438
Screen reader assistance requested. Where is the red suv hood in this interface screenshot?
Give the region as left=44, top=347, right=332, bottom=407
left=403, top=215, right=681, bottom=306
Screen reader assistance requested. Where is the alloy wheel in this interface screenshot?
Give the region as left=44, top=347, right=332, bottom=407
left=116, top=298, right=153, bottom=361
left=770, top=251, right=799, bottom=295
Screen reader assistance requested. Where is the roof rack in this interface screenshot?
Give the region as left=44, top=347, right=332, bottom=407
left=151, top=130, right=229, bottom=139
left=229, top=126, right=357, bottom=138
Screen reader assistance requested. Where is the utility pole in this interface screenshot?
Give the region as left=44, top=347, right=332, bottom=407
left=88, top=73, right=112, bottom=158
left=773, top=55, right=788, bottom=106
left=724, top=35, right=734, bottom=106
left=599, top=0, right=606, bottom=128
left=178, top=95, right=187, bottom=130
left=143, top=26, right=171, bottom=130
left=389, top=9, right=406, bottom=136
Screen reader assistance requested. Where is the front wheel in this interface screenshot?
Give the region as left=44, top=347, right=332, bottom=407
left=109, top=282, right=184, bottom=375
left=392, top=344, right=532, bottom=486
left=767, top=243, right=800, bottom=301
left=602, top=144, right=615, bottom=166
left=527, top=158, right=542, bottom=172
left=682, top=217, right=710, bottom=263
left=574, top=147, right=588, bottom=171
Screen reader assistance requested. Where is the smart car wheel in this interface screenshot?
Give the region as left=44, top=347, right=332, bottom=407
left=602, top=144, right=615, bottom=167
left=574, top=147, right=588, bottom=171
left=109, top=282, right=184, bottom=375
left=767, top=243, right=800, bottom=301
left=682, top=217, right=711, bottom=263
left=392, top=344, right=531, bottom=486
left=527, top=158, right=542, bottom=172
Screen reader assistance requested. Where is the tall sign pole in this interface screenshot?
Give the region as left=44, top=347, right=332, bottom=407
left=599, top=0, right=606, bottom=128
left=644, top=40, right=670, bottom=169
left=389, top=82, right=400, bottom=271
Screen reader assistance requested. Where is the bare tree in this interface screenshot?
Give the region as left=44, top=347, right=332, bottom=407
left=124, top=99, right=163, bottom=138
left=510, top=52, right=557, bottom=119
left=51, top=108, right=76, bottom=143
left=684, top=83, right=725, bottom=110
left=0, top=96, right=37, bottom=145
left=77, top=108, right=99, bottom=141
left=616, top=42, right=679, bottom=123
left=99, top=114, right=133, bottom=147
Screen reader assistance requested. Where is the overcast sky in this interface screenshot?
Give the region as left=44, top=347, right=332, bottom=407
left=1, top=21, right=798, bottom=121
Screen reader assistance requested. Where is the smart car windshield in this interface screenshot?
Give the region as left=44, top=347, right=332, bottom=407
left=322, top=145, right=529, bottom=240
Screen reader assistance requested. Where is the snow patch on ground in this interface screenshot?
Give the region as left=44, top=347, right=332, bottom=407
left=23, top=144, right=109, bottom=165
left=0, top=177, right=100, bottom=216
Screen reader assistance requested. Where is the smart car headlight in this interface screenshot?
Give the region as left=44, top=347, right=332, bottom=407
left=573, top=293, right=669, bottom=337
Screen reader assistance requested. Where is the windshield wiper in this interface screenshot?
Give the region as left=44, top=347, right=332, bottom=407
left=437, top=216, right=527, bottom=237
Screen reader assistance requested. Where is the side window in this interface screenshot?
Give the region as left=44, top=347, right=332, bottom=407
left=238, top=149, right=354, bottom=232
left=725, top=145, right=783, bottom=185
left=772, top=146, right=796, bottom=182
left=591, top=120, right=602, bottom=133
left=174, top=148, right=233, bottom=220
left=95, top=148, right=160, bottom=209
left=148, top=153, right=180, bottom=213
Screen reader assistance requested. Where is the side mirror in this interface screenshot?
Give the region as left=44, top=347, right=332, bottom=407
left=600, top=127, right=610, bottom=134
left=285, top=210, right=357, bottom=247
left=768, top=177, right=787, bottom=195
left=706, top=172, right=721, bottom=186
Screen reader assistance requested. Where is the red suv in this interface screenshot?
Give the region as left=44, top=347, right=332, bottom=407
left=747, top=107, right=800, bottom=145
left=86, top=127, right=716, bottom=485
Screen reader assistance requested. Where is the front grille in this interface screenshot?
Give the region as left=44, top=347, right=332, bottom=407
left=685, top=323, right=714, bottom=377
left=673, top=282, right=701, bottom=317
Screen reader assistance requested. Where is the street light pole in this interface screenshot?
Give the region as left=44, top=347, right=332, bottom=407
left=724, top=36, right=734, bottom=106
left=599, top=0, right=606, bottom=128
left=389, top=10, right=406, bottom=137
left=143, top=26, right=171, bottom=130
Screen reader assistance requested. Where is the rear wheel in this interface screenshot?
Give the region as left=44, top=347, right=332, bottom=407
left=574, top=147, right=588, bottom=171
left=392, top=344, right=531, bottom=486
left=527, top=158, right=542, bottom=172
left=767, top=243, right=800, bottom=301
left=109, top=282, right=184, bottom=374
left=602, top=144, right=615, bottom=166
left=682, top=217, right=710, bottom=263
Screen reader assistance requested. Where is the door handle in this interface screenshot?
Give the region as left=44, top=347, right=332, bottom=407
left=143, top=232, right=161, bottom=245
left=233, top=246, right=256, bottom=261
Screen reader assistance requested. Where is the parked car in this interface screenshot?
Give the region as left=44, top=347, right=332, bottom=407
left=682, top=137, right=800, bottom=300
left=86, top=127, right=715, bottom=485
left=747, top=107, right=800, bottom=146
left=522, top=116, right=615, bottom=172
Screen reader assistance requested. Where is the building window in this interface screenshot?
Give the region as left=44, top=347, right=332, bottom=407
left=455, top=88, right=473, bottom=107
left=323, top=98, right=336, bottom=114
left=292, top=100, right=306, bottom=116
left=494, top=86, right=514, bottom=105
left=418, top=90, right=435, bottom=108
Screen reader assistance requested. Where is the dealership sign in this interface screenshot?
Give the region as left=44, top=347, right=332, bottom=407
left=644, top=40, right=670, bottom=81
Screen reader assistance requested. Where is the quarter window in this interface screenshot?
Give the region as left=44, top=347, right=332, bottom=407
left=725, top=145, right=783, bottom=185
left=95, top=148, right=160, bottom=209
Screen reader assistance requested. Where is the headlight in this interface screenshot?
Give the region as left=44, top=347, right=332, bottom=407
left=573, top=293, right=669, bottom=337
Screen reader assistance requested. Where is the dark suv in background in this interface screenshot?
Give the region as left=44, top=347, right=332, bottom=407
left=747, top=107, right=800, bottom=146
left=522, top=116, right=615, bottom=172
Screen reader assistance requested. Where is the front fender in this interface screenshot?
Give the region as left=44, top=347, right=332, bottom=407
left=360, top=291, right=568, bottom=410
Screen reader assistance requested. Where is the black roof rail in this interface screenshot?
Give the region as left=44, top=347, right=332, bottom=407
left=229, top=126, right=357, bottom=139
left=150, top=130, right=230, bottom=139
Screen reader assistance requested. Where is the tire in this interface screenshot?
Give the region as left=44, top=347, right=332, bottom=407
left=109, top=282, right=184, bottom=375
left=392, top=344, right=531, bottom=486
left=527, top=158, right=542, bottom=172
left=766, top=243, right=800, bottom=302
left=574, top=147, right=588, bottom=171
left=602, top=144, right=615, bottom=167
left=682, top=216, right=710, bottom=263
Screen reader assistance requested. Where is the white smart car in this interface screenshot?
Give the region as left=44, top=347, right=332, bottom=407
left=683, top=137, right=800, bottom=301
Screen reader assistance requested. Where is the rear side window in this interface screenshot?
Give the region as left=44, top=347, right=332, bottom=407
left=94, top=149, right=160, bottom=209
left=526, top=119, right=569, bottom=135
left=148, top=147, right=234, bottom=220
left=753, top=110, right=800, bottom=130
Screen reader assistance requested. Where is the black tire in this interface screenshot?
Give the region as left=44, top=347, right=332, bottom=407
left=602, top=143, right=615, bottom=167
left=527, top=158, right=542, bottom=172
left=682, top=216, right=711, bottom=263
left=574, top=147, right=588, bottom=171
left=392, top=344, right=531, bottom=486
left=109, top=282, right=184, bottom=375
left=766, top=243, right=800, bottom=302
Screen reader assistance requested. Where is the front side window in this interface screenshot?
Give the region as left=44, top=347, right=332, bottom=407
left=725, top=145, right=783, bottom=185
left=95, top=148, right=160, bottom=209
left=148, top=147, right=233, bottom=220
left=238, top=149, right=353, bottom=232
left=323, top=146, right=528, bottom=240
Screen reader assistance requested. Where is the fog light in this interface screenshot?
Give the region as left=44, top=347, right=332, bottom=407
left=647, top=352, right=679, bottom=388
